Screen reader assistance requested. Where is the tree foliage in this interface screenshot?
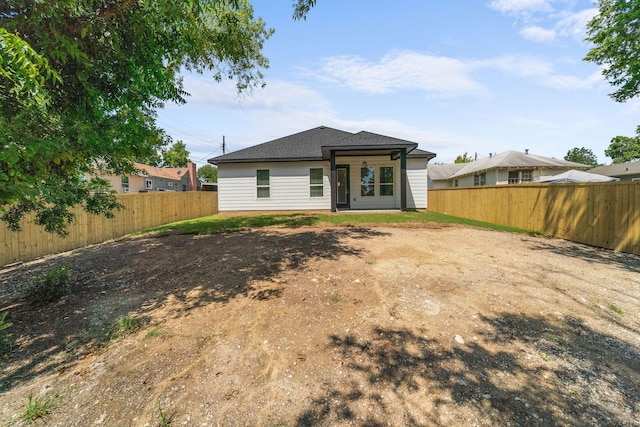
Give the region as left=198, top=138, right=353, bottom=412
left=454, top=152, right=473, bottom=163
left=605, top=126, right=640, bottom=164
left=197, top=164, right=218, bottom=183
left=0, top=0, right=273, bottom=235
left=162, top=141, right=191, bottom=168
left=564, top=147, right=599, bottom=167
left=585, top=0, right=640, bottom=103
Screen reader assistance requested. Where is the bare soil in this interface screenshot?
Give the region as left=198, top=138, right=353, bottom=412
left=0, top=223, right=639, bottom=426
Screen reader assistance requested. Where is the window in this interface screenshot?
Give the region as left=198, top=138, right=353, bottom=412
left=257, top=169, right=270, bottom=198
left=474, top=173, right=486, bottom=186
left=121, top=176, right=129, bottom=192
left=310, top=168, right=323, bottom=197
left=361, top=166, right=375, bottom=196
left=145, top=179, right=152, bottom=190
left=380, top=166, right=394, bottom=196
left=508, top=170, right=533, bottom=184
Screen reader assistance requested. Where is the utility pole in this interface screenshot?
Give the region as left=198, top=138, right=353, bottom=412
left=222, top=135, right=226, bottom=154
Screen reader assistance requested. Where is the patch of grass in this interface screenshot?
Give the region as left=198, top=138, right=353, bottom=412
left=331, top=292, right=343, bottom=303
left=0, top=311, right=12, bottom=353
left=544, top=333, right=565, bottom=345
left=21, top=391, right=61, bottom=424
left=539, top=351, right=550, bottom=361
left=145, top=328, right=161, bottom=340
left=139, top=211, right=541, bottom=237
left=609, top=303, right=624, bottom=316
left=24, top=265, right=70, bottom=304
left=110, top=314, right=139, bottom=339
left=158, top=400, right=173, bottom=426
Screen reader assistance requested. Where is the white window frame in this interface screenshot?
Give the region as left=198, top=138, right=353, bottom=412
left=121, top=176, right=130, bottom=192
left=309, top=168, right=324, bottom=198
left=145, top=178, right=152, bottom=190
left=257, top=169, right=270, bottom=199
left=508, top=170, right=533, bottom=184
left=379, top=166, right=394, bottom=196
left=360, top=166, right=375, bottom=197
left=474, top=173, right=486, bottom=186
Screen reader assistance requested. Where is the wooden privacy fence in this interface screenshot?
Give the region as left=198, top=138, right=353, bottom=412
left=1, top=192, right=219, bottom=266
left=428, top=182, right=640, bottom=256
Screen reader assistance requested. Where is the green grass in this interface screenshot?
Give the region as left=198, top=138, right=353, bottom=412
left=110, top=314, right=139, bottom=339
left=21, top=392, right=62, bottom=424
left=609, top=303, right=624, bottom=316
left=140, top=211, right=541, bottom=237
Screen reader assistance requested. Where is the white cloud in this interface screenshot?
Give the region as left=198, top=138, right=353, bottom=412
left=520, top=26, right=556, bottom=42
left=489, top=0, right=552, bottom=14
left=178, top=75, right=331, bottom=112
left=556, top=8, right=598, bottom=40
left=315, top=51, right=489, bottom=97
left=480, top=54, right=601, bottom=90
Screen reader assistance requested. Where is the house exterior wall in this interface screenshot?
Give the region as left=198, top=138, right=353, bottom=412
left=217, top=156, right=429, bottom=211
left=407, top=158, right=427, bottom=209
left=451, top=168, right=582, bottom=188
left=218, top=161, right=331, bottom=211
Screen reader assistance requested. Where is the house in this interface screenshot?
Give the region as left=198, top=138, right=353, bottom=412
left=91, top=162, right=199, bottom=193
left=589, top=161, right=640, bottom=182
left=428, top=150, right=590, bottom=188
left=208, top=126, right=436, bottom=212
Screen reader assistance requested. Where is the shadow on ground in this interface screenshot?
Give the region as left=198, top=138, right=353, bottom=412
left=528, top=238, right=640, bottom=274
left=296, top=313, right=639, bottom=426
left=0, top=227, right=389, bottom=393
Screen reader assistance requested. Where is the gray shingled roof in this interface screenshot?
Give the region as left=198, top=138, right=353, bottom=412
left=209, top=126, right=435, bottom=164
left=589, top=161, right=640, bottom=177
left=449, top=150, right=589, bottom=179
left=427, top=163, right=467, bottom=181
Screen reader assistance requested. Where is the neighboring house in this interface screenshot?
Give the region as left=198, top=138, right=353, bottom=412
left=428, top=150, right=590, bottom=188
left=208, top=126, right=436, bottom=212
left=91, top=162, right=199, bottom=193
left=589, top=161, right=640, bottom=182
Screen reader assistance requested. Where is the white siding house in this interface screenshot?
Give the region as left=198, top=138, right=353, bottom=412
left=210, top=127, right=436, bottom=212
left=428, top=151, right=590, bottom=188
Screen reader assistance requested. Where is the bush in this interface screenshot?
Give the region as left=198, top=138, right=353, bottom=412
left=25, top=265, right=70, bottom=304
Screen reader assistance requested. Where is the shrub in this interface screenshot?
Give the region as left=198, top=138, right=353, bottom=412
left=25, top=265, right=70, bottom=304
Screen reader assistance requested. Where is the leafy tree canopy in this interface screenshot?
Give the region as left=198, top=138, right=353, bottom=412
left=564, top=147, right=599, bottom=167
left=454, top=152, right=473, bottom=163
left=197, top=164, right=218, bottom=183
left=605, top=126, right=640, bottom=164
left=1, top=0, right=273, bottom=235
left=162, top=141, right=191, bottom=168
left=585, top=0, right=640, bottom=103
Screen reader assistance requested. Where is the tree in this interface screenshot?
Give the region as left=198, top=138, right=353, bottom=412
left=564, top=147, right=599, bottom=167
left=162, top=141, right=191, bottom=168
left=1, top=0, right=273, bottom=235
left=454, top=152, right=473, bottom=163
left=605, top=127, right=640, bottom=164
left=197, top=165, right=218, bottom=183
left=585, top=0, right=640, bottom=103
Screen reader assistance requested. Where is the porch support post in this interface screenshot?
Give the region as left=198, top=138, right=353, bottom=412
left=400, top=148, right=407, bottom=211
left=330, top=150, right=337, bottom=212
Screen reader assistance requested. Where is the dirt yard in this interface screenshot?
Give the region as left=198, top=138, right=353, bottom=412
left=0, top=223, right=639, bottom=426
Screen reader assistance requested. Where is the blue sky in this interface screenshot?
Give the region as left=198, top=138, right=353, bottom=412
left=157, top=0, right=639, bottom=169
